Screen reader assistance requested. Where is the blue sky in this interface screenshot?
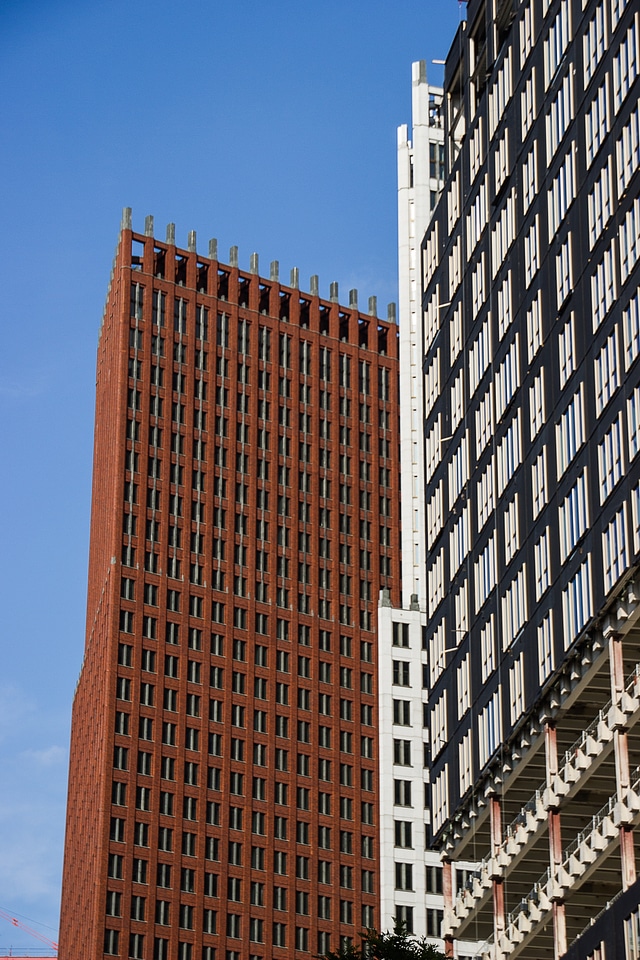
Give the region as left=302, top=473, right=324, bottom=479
left=0, top=0, right=461, bottom=949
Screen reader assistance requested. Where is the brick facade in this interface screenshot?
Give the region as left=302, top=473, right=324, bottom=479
left=59, top=220, right=401, bottom=960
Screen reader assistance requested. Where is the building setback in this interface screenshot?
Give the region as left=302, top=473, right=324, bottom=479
left=377, top=58, right=480, bottom=956
left=417, top=0, right=640, bottom=958
left=59, top=213, right=401, bottom=960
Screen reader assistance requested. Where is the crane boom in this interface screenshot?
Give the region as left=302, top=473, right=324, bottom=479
left=0, top=908, right=58, bottom=952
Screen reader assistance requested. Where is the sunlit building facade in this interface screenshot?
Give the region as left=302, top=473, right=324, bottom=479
left=418, top=0, right=640, bottom=958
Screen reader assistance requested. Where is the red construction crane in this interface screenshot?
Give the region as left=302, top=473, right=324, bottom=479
left=0, top=908, right=58, bottom=953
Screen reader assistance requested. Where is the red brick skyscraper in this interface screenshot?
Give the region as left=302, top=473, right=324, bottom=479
left=59, top=211, right=401, bottom=960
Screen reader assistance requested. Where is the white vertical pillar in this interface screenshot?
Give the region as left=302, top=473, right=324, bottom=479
left=397, top=63, right=444, bottom=610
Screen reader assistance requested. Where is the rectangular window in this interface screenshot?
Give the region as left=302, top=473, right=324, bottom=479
left=509, top=653, right=526, bottom=724
left=495, top=274, right=512, bottom=343
left=425, top=414, right=441, bottom=484
left=521, top=68, right=536, bottom=140
left=538, top=612, right=555, bottom=684
left=449, top=505, right=470, bottom=578
left=450, top=303, right=463, bottom=365
left=394, top=820, right=413, bottom=849
left=427, top=547, right=445, bottom=617
left=478, top=691, right=502, bottom=769
left=469, top=118, right=484, bottom=183
left=495, top=335, right=520, bottom=421
left=395, top=862, right=413, bottom=891
left=562, top=555, right=593, bottom=647
left=474, top=535, right=496, bottom=613
left=524, top=217, right=540, bottom=288
left=392, top=700, right=411, bottom=726
left=392, top=622, right=410, bottom=648
left=544, top=1, right=571, bottom=89
left=520, top=3, right=534, bottom=66
left=558, top=315, right=576, bottom=389
left=395, top=905, right=413, bottom=935
left=459, top=730, right=473, bottom=795
left=633, top=482, right=640, bottom=555
left=480, top=615, right=496, bottom=683
left=624, top=907, right=640, bottom=960
left=430, top=692, right=447, bottom=758
left=425, top=350, right=440, bottom=419
left=494, top=132, right=510, bottom=196
left=623, top=288, right=640, bottom=370
left=612, top=0, right=630, bottom=34
left=629, top=385, right=640, bottom=460
left=448, top=170, right=461, bottom=240
left=592, top=241, right=617, bottom=332
left=503, top=495, right=520, bottom=567
left=546, top=73, right=574, bottom=164
left=428, top=620, right=446, bottom=688
left=392, top=661, right=410, bottom=686
left=620, top=197, right=640, bottom=285
left=556, top=386, right=585, bottom=478
left=475, top=386, right=494, bottom=459
left=450, top=367, right=464, bottom=435
left=559, top=468, right=589, bottom=562
left=588, top=157, right=613, bottom=250
left=526, top=289, right=543, bottom=362
left=431, top=767, right=449, bottom=834
left=501, top=566, right=527, bottom=649
left=603, top=505, right=629, bottom=593
left=426, top=480, right=443, bottom=550
left=448, top=432, right=469, bottom=505
left=469, top=320, right=491, bottom=397
left=612, top=16, right=639, bottom=112
left=468, top=180, right=488, bottom=258
left=534, top=528, right=551, bottom=600
left=556, top=234, right=573, bottom=309
left=457, top=654, right=471, bottom=718
left=598, top=413, right=625, bottom=502
left=497, top=410, right=522, bottom=495
left=477, top=457, right=495, bottom=532
left=393, top=740, right=411, bottom=766
left=454, top=579, right=468, bottom=639
left=522, top=146, right=538, bottom=214
left=449, top=235, right=462, bottom=301
left=585, top=77, right=610, bottom=169
left=617, top=102, right=640, bottom=195
left=529, top=369, right=545, bottom=440
left=584, top=2, right=607, bottom=86
left=393, top=779, right=412, bottom=806
left=492, top=188, right=516, bottom=278
left=595, top=327, right=620, bottom=416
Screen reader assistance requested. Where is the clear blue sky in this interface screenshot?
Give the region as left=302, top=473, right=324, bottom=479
left=0, top=0, right=462, bottom=948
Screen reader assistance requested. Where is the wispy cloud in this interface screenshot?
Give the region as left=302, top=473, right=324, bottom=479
left=21, top=745, right=67, bottom=767
left=0, top=376, right=49, bottom=400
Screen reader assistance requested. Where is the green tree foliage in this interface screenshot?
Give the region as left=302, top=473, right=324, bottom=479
left=319, top=927, right=446, bottom=960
